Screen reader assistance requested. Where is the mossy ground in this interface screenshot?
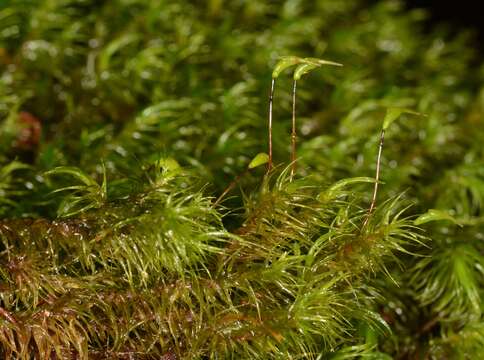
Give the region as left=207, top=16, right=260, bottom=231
left=0, top=0, right=483, bottom=358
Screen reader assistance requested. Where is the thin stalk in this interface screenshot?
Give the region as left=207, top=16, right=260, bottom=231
left=267, top=78, right=275, bottom=173
left=363, top=129, right=385, bottom=227
left=0, top=306, right=17, bottom=324
left=214, top=169, right=249, bottom=206
left=290, top=79, right=297, bottom=180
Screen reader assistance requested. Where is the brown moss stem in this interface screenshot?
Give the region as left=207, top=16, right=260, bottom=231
left=363, top=129, right=385, bottom=227
left=267, top=78, right=276, bottom=173
left=290, top=79, right=297, bottom=181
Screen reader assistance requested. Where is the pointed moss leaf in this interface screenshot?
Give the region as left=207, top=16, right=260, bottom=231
left=365, top=309, right=392, bottom=335
left=45, top=166, right=98, bottom=187
left=248, top=152, right=269, bottom=169
left=414, top=209, right=460, bottom=226
left=99, top=34, right=139, bottom=71
left=303, top=57, right=343, bottom=67
left=328, top=177, right=377, bottom=192
left=272, top=56, right=301, bottom=78
left=0, top=160, right=29, bottom=177
left=383, top=107, right=423, bottom=130
left=293, top=63, right=319, bottom=80
left=319, top=177, right=377, bottom=201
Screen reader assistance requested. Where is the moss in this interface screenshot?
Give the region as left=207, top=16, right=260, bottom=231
left=0, top=0, right=483, bottom=358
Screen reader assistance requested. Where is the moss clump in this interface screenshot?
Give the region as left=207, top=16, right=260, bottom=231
left=0, top=0, right=483, bottom=358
